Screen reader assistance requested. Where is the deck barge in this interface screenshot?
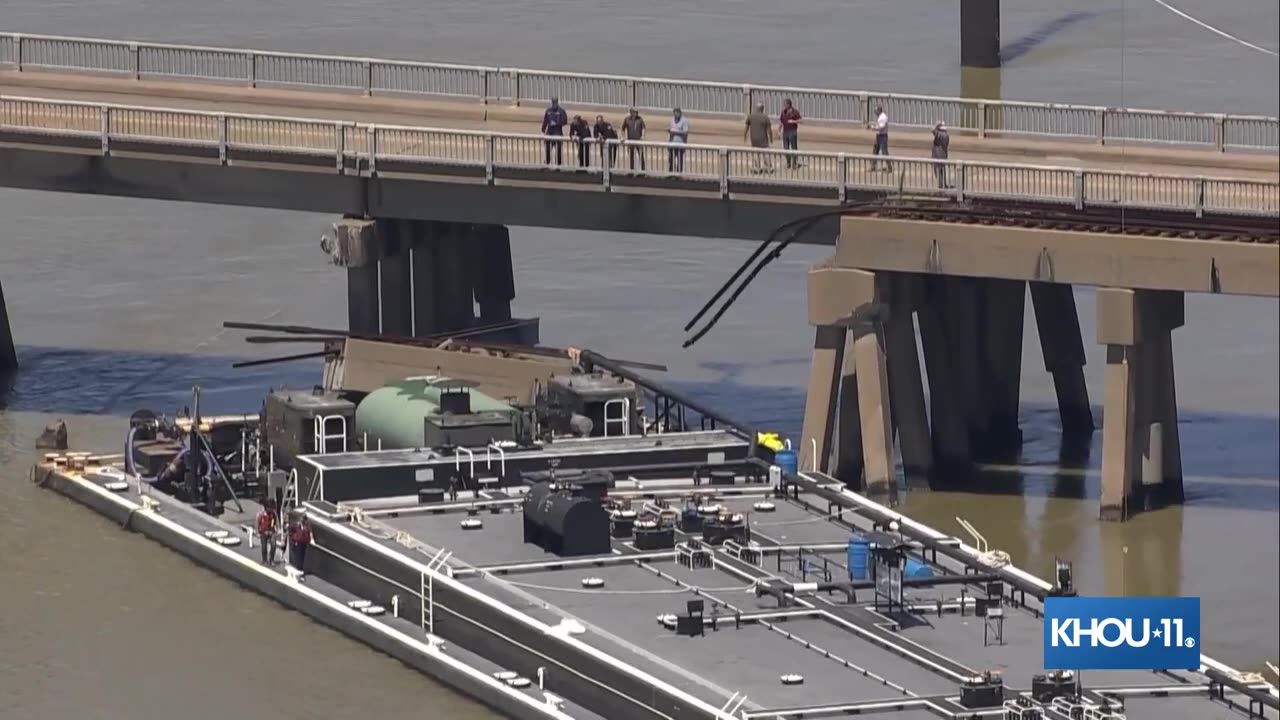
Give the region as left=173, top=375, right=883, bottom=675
left=31, top=340, right=1280, bottom=720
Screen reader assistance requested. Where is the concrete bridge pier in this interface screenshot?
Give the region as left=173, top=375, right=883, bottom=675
left=328, top=219, right=530, bottom=343
left=1097, top=288, right=1186, bottom=521
left=0, top=275, right=16, bottom=373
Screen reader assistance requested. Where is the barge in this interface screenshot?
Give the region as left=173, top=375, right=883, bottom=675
left=32, top=338, right=1280, bottom=720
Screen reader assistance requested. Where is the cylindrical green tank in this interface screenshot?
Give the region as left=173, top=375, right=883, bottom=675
left=355, top=377, right=514, bottom=449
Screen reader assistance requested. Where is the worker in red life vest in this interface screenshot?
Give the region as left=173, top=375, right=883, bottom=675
left=288, top=513, right=312, bottom=575
left=256, top=500, right=278, bottom=565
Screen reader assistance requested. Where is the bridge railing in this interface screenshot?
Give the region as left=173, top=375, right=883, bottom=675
left=1, top=94, right=1276, bottom=218
left=2, top=31, right=1277, bottom=153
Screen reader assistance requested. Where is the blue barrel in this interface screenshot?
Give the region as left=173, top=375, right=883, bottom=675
left=848, top=534, right=871, bottom=580
left=903, top=558, right=934, bottom=578
left=775, top=449, right=798, bottom=476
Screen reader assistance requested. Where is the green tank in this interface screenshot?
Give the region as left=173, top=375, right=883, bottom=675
left=355, top=377, right=515, bottom=450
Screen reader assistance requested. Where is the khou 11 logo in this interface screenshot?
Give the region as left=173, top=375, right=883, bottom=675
left=1043, top=597, right=1200, bottom=670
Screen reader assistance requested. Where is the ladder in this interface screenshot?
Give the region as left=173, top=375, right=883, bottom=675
left=603, top=398, right=630, bottom=437
left=313, top=415, right=348, bottom=455
left=420, top=549, right=453, bottom=636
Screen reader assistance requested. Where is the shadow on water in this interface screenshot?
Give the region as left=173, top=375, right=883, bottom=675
left=0, top=344, right=322, bottom=417
left=1001, top=10, right=1110, bottom=64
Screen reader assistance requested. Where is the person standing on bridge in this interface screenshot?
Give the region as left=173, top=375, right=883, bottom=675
left=931, top=121, right=950, bottom=188
left=668, top=107, right=690, bottom=173
left=779, top=98, right=802, bottom=169
left=569, top=114, right=593, bottom=168
left=870, top=105, right=891, bottom=172
left=622, top=109, right=647, bottom=171
left=541, top=97, right=569, bottom=166
left=593, top=115, right=619, bottom=168
left=744, top=102, right=774, bottom=174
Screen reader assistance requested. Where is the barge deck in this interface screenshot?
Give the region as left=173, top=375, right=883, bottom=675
left=29, top=339, right=1280, bottom=720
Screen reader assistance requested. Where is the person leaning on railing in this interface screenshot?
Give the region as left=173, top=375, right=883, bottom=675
left=569, top=115, right=592, bottom=168
left=593, top=115, right=619, bottom=168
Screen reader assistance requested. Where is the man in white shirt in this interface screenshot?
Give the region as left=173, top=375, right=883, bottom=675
left=871, top=105, right=891, bottom=171
left=668, top=107, right=690, bottom=173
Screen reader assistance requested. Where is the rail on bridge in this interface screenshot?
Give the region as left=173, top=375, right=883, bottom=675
left=1, top=31, right=1278, bottom=153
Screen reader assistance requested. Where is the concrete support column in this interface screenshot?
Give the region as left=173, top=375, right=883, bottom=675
left=409, top=221, right=439, bottom=338
left=1097, top=288, right=1185, bottom=521
left=980, top=279, right=1026, bottom=455
left=917, top=278, right=971, bottom=475
left=329, top=218, right=380, bottom=336
left=800, top=325, right=846, bottom=474
left=0, top=275, right=15, bottom=373
left=1030, top=282, right=1094, bottom=434
left=832, top=333, right=863, bottom=487
left=960, top=0, right=1001, bottom=68
left=471, top=224, right=516, bottom=325
left=852, top=318, right=896, bottom=498
left=936, top=277, right=988, bottom=455
left=434, top=223, right=476, bottom=333
left=884, top=275, right=931, bottom=484
left=377, top=219, right=413, bottom=337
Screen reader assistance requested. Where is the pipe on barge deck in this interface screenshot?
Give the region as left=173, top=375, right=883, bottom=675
left=790, top=470, right=1280, bottom=710
left=30, top=465, right=575, bottom=720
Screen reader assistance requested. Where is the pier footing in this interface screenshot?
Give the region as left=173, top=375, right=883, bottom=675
left=0, top=275, right=15, bottom=373
left=960, top=0, right=1001, bottom=68
left=326, top=218, right=534, bottom=345
left=1097, top=288, right=1185, bottom=521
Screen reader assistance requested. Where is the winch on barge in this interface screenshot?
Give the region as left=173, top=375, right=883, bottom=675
left=33, top=335, right=1280, bottom=720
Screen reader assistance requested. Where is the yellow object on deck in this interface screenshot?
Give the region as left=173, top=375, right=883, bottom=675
left=756, top=432, right=786, bottom=452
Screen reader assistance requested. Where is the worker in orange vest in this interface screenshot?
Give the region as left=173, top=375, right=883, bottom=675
left=255, top=500, right=278, bottom=565
left=288, top=513, right=312, bottom=575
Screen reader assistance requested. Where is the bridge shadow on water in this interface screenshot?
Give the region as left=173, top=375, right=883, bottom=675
left=2, top=344, right=1274, bottom=513
left=1000, top=10, right=1111, bottom=65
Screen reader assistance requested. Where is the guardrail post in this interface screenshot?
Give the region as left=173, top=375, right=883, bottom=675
left=1213, top=115, right=1226, bottom=153
left=977, top=102, right=987, bottom=138
left=1195, top=177, right=1206, bottom=218
left=838, top=153, right=848, bottom=203
left=511, top=70, right=521, bottom=107
left=218, top=114, right=228, bottom=165
left=247, top=52, right=256, bottom=88
left=743, top=85, right=752, bottom=115
left=367, top=127, right=378, bottom=175
left=602, top=140, right=611, bottom=191
left=481, top=70, right=490, bottom=105
left=335, top=123, right=345, bottom=173
left=627, top=79, right=636, bottom=110
left=1074, top=170, right=1085, bottom=210
left=363, top=60, right=373, bottom=97
left=14, top=34, right=21, bottom=72
left=129, top=43, right=140, bottom=80
left=955, top=162, right=966, bottom=202
left=719, top=148, right=730, bottom=198
left=100, top=106, right=110, bottom=156
left=485, top=134, right=495, bottom=185
left=1096, top=108, right=1106, bottom=145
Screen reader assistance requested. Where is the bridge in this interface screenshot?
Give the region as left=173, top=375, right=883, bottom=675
left=1, top=32, right=1278, bottom=521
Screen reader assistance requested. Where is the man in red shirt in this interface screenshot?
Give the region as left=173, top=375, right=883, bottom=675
left=779, top=98, right=802, bottom=169
left=255, top=501, right=278, bottom=565
left=288, top=513, right=312, bottom=576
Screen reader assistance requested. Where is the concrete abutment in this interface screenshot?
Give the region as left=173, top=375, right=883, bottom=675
left=327, top=218, right=533, bottom=345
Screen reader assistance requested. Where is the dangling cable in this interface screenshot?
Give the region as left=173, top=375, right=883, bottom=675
left=682, top=203, right=879, bottom=348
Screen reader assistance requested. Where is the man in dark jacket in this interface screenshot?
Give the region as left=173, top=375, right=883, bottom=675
left=569, top=115, right=592, bottom=168
left=593, top=115, right=619, bottom=168
left=621, top=108, right=647, bottom=170
left=931, top=122, right=950, bottom=188
left=541, top=97, right=568, bottom=166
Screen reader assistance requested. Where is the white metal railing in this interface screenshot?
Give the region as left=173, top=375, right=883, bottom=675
left=0, top=94, right=1276, bottom=218
left=1, top=31, right=1276, bottom=153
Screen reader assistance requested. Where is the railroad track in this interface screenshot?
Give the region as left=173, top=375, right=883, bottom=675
left=853, top=200, right=1280, bottom=244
